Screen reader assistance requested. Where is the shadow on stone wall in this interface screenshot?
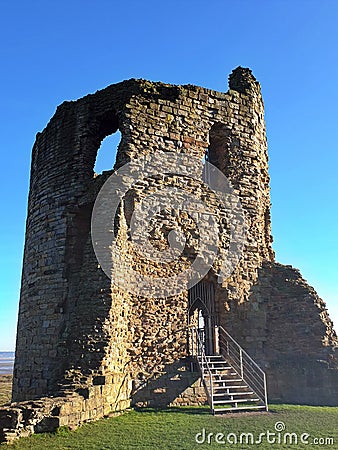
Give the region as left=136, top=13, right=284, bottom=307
left=267, top=358, right=338, bottom=406
left=131, top=358, right=207, bottom=407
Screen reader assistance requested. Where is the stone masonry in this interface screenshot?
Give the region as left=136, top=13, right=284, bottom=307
left=0, top=67, right=337, bottom=442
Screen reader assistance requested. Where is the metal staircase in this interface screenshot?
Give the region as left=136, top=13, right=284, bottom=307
left=191, top=326, right=268, bottom=414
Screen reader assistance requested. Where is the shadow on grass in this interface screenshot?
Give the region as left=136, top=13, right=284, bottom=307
left=133, top=406, right=210, bottom=415
left=134, top=405, right=283, bottom=417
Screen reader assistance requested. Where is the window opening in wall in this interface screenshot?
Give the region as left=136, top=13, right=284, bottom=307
left=204, top=123, right=239, bottom=191
left=208, top=123, right=231, bottom=170
left=202, top=146, right=210, bottom=184
left=94, top=130, right=121, bottom=175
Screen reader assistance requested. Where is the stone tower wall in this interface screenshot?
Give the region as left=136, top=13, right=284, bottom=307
left=13, top=81, right=137, bottom=401
left=13, top=68, right=274, bottom=404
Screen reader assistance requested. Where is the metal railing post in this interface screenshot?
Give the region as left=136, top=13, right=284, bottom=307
left=192, top=326, right=214, bottom=413
left=240, top=348, right=243, bottom=379
left=192, top=328, right=194, bottom=356
left=263, top=373, right=268, bottom=412
left=214, top=325, right=219, bottom=354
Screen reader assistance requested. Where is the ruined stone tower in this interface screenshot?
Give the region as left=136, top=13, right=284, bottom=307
left=1, top=67, right=337, bottom=441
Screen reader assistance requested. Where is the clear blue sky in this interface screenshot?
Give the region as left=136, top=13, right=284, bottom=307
left=0, top=0, right=337, bottom=351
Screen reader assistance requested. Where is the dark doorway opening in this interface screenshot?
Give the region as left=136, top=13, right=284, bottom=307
left=188, top=281, right=217, bottom=355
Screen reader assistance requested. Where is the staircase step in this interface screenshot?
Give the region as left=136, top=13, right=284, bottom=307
left=206, top=379, right=241, bottom=384
left=199, top=355, right=223, bottom=359
left=208, top=369, right=234, bottom=374
left=213, top=397, right=258, bottom=402
left=213, top=405, right=267, bottom=413
left=209, top=366, right=236, bottom=371
left=209, top=366, right=233, bottom=370
left=204, top=372, right=243, bottom=381
left=213, top=385, right=247, bottom=390
left=212, top=380, right=245, bottom=384
left=203, top=363, right=230, bottom=366
left=213, top=391, right=254, bottom=397
left=209, top=367, right=240, bottom=377
left=213, top=398, right=260, bottom=405
left=207, top=361, right=231, bottom=365
left=212, top=382, right=245, bottom=388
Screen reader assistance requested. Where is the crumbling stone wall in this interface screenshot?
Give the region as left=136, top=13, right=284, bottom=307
left=1, top=67, right=337, bottom=443
left=224, top=262, right=338, bottom=404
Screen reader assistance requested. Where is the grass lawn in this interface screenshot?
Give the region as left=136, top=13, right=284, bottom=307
left=0, top=404, right=337, bottom=449
left=0, top=375, right=12, bottom=406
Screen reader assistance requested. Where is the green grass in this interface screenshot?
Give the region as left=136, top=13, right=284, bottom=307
left=0, top=375, right=12, bottom=406
left=1, top=404, right=337, bottom=449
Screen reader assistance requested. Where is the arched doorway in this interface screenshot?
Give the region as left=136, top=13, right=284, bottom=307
left=188, top=281, right=217, bottom=355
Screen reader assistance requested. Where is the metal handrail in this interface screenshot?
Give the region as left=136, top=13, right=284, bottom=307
left=191, top=327, right=214, bottom=412
left=219, top=327, right=265, bottom=374
left=218, top=325, right=268, bottom=411
left=219, top=339, right=264, bottom=400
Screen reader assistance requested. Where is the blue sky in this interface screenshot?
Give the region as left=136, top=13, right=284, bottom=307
left=0, top=0, right=337, bottom=351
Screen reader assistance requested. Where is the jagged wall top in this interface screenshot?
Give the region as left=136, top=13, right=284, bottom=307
left=229, top=66, right=262, bottom=96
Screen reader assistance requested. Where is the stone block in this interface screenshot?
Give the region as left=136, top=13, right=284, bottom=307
left=0, top=408, right=22, bottom=429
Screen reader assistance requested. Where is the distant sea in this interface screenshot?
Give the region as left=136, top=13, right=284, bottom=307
left=0, top=352, right=14, bottom=375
